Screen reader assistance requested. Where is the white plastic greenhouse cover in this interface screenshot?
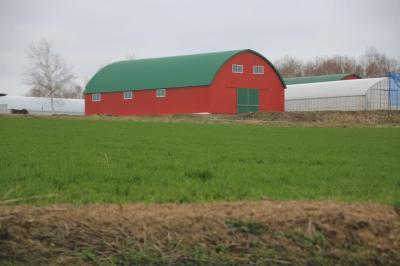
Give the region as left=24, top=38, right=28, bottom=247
left=285, top=77, right=387, bottom=100
left=0, top=96, right=84, bottom=115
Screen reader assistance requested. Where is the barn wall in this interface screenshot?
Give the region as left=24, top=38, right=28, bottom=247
left=85, top=86, right=209, bottom=116
left=209, top=51, right=284, bottom=114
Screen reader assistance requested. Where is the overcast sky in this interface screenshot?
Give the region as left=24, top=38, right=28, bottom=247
left=0, top=0, right=399, bottom=96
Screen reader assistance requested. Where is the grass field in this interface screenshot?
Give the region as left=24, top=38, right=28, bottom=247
left=0, top=115, right=399, bottom=205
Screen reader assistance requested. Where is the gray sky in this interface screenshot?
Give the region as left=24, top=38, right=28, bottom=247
left=1, top=0, right=399, bottom=96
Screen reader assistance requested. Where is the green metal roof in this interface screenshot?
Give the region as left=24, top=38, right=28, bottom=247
left=85, top=49, right=286, bottom=94
left=284, top=73, right=361, bottom=85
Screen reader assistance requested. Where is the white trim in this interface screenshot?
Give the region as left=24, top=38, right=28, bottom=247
left=232, top=64, right=243, bottom=74
left=123, top=90, right=133, bottom=100
left=92, top=93, right=101, bottom=102
left=253, top=65, right=264, bottom=74
left=156, top=88, right=166, bottom=98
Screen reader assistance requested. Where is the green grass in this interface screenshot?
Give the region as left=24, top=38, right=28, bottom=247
left=0, top=116, right=399, bottom=205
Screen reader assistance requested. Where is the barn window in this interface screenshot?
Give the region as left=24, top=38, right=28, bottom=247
left=92, top=93, right=101, bottom=102
left=123, top=91, right=133, bottom=100
left=232, top=64, right=243, bottom=73
left=253, top=66, right=264, bottom=74
left=156, top=89, right=166, bottom=98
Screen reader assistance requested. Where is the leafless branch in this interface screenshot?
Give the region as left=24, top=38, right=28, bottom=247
left=23, top=40, right=80, bottom=110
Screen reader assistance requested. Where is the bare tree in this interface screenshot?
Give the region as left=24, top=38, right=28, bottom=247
left=274, top=55, right=303, bottom=78
left=307, top=55, right=361, bottom=76
left=24, top=40, right=76, bottom=111
left=125, top=52, right=136, bottom=60
left=396, top=57, right=400, bottom=72
left=60, top=85, right=83, bottom=99
left=362, top=47, right=398, bottom=78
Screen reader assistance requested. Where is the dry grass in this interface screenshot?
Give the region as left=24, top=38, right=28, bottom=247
left=1, top=201, right=399, bottom=265
left=87, top=110, right=400, bottom=127
left=3, top=110, right=400, bottom=127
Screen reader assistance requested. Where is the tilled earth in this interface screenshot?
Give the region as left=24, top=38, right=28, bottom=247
left=0, top=201, right=399, bottom=265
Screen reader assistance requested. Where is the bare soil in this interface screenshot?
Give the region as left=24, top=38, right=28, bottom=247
left=1, top=201, right=399, bottom=265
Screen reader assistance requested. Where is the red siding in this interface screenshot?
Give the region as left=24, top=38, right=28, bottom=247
left=85, top=51, right=284, bottom=116
left=85, top=86, right=209, bottom=116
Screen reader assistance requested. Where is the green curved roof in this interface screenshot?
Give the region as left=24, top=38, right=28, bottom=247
left=85, top=49, right=285, bottom=94
left=284, top=73, right=361, bottom=85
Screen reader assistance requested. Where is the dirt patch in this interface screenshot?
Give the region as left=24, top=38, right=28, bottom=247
left=1, top=201, right=399, bottom=265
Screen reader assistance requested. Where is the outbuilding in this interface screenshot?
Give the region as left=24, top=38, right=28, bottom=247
left=0, top=96, right=84, bottom=115
left=285, top=77, right=400, bottom=111
left=284, top=73, right=361, bottom=85
left=84, top=49, right=285, bottom=116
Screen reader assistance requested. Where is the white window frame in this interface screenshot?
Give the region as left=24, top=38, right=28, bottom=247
left=253, top=65, right=264, bottom=74
left=123, top=90, right=133, bottom=100
left=92, top=93, right=101, bottom=102
left=156, top=88, right=166, bottom=98
left=232, top=64, right=243, bottom=74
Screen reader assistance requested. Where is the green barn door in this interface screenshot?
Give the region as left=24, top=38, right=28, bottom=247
left=237, top=88, right=259, bottom=113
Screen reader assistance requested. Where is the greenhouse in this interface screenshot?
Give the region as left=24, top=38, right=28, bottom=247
left=285, top=75, right=400, bottom=111
left=0, top=96, right=84, bottom=115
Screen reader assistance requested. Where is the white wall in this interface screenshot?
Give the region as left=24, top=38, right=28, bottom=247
left=0, top=104, right=8, bottom=113
left=286, top=95, right=367, bottom=111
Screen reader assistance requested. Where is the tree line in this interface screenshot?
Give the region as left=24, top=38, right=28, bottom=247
left=274, top=47, right=400, bottom=78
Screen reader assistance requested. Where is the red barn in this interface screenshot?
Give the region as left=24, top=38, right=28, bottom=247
left=84, top=49, right=285, bottom=116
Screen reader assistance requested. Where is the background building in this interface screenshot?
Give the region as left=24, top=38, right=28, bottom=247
left=284, top=73, right=361, bottom=85
left=0, top=95, right=84, bottom=115
left=285, top=75, right=400, bottom=111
